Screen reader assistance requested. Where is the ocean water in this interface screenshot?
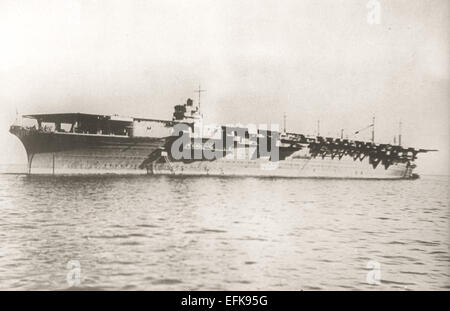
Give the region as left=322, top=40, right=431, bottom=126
left=0, top=172, right=448, bottom=290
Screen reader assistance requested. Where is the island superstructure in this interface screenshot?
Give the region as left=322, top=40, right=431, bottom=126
left=9, top=97, right=434, bottom=178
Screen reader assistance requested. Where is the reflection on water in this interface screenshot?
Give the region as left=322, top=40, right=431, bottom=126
left=0, top=173, right=448, bottom=290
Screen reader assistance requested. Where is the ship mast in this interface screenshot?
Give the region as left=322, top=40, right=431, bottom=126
left=354, top=117, right=376, bottom=142
left=194, top=85, right=206, bottom=115
left=371, top=116, right=375, bottom=143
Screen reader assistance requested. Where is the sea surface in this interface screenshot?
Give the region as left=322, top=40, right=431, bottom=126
left=0, top=170, right=448, bottom=290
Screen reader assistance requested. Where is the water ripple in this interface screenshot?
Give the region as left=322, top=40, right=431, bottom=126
left=0, top=174, right=448, bottom=290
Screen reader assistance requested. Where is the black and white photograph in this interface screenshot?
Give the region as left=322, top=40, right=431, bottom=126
left=0, top=0, right=448, bottom=296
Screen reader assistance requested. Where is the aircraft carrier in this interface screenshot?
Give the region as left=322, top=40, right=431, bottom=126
left=9, top=95, right=435, bottom=179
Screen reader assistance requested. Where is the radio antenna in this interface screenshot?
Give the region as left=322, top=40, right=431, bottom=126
left=194, top=85, right=206, bottom=114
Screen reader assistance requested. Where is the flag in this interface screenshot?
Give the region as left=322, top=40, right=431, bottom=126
left=354, top=123, right=374, bottom=135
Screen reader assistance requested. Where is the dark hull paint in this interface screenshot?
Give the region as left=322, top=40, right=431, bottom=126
left=9, top=126, right=417, bottom=178
left=10, top=126, right=166, bottom=174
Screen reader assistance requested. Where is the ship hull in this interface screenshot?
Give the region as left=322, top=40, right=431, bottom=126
left=10, top=127, right=415, bottom=179
left=10, top=127, right=165, bottom=175
left=149, top=157, right=413, bottom=179
left=26, top=151, right=153, bottom=175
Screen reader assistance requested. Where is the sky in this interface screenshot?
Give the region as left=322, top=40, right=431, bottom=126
left=0, top=0, right=448, bottom=175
